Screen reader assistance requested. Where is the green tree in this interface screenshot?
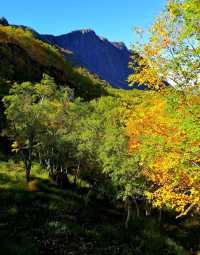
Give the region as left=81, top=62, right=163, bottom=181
left=97, top=97, right=146, bottom=227
left=3, top=74, right=70, bottom=182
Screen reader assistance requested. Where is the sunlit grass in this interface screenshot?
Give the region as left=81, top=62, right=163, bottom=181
left=0, top=160, right=48, bottom=191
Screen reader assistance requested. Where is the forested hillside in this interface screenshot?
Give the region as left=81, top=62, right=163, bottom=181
left=0, top=24, right=111, bottom=100
left=0, top=0, right=199, bottom=254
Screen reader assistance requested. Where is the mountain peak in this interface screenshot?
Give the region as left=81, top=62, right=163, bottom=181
left=68, top=29, right=97, bottom=37
left=0, top=17, right=9, bottom=26
left=40, top=29, right=132, bottom=89
left=80, top=29, right=95, bottom=34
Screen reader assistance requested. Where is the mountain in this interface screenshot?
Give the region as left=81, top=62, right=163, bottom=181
left=0, top=18, right=138, bottom=90
left=39, top=29, right=132, bottom=89
left=0, top=17, right=9, bottom=26
left=0, top=22, right=112, bottom=101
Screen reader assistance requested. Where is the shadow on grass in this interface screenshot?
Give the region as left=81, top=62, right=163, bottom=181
left=0, top=171, right=83, bottom=255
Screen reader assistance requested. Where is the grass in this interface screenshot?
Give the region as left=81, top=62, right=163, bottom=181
left=0, top=160, right=199, bottom=255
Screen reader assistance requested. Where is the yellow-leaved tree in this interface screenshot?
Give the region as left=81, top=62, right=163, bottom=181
left=128, top=0, right=200, bottom=91
left=126, top=89, right=200, bottom=217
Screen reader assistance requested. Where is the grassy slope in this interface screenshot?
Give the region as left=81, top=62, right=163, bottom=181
left=0, top=161, right=199, bottom=255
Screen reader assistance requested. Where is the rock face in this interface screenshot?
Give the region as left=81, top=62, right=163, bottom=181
left=40, top=29, right=132, bottom=89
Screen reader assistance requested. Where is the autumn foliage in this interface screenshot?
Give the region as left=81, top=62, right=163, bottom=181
left=129, top=0, right=200, bottom=90
left=126, top=90, right=200, bottom=217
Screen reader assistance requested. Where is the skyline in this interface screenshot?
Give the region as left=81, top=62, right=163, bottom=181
left=1, top=0, right=166, bottom=47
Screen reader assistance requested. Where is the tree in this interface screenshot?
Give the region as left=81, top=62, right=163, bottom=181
left=126, top=89, right=200, bottom=217
left=128, top=0, right=200, bottom=91
left=128, top=0, right=200, bottom=217
left=91, top=95, right=147, bottom=227
left=3, top=74, right=70, bottom=182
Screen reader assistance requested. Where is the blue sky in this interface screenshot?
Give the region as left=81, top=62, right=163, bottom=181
left=1, top=0, right=166, bottom=47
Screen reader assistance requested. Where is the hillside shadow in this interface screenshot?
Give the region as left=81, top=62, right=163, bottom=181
left=0, top=169, right=199, bottom=255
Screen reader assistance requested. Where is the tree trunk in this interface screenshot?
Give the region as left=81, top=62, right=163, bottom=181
left=38, top=152, right=42, bottom=165
left=134, top=198, right=140, bottom=217
left=158, top=209, right=162, bottom=222
left=145, top=201, right=151, bottom=216
left=125, top=200, right=132, bottom=229
left=27, top=136, right=33, bottom=172
left=25, top=167, right=31, bottom=183
left=84, top=189, right=92, bottom=207
left=20, top=150, right=31, bottom=183
left=19, top=136, right=33, bottom=183
left=74, top=163, right=80, bottom=185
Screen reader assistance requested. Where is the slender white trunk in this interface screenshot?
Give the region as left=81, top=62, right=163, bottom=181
left=125, top=201, right=132, bottom=229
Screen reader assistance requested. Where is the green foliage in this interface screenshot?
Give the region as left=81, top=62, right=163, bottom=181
left=0, top=25, right=69, bottom=84
left=3, top=73, right=200, bottom=217
left=3, top=74, right=71, bottom=182
left=129, top=0, right=200, bottom=90
left=69, top=67, right=110, bottom=100
left=0, top=26, right=66, bottom=70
